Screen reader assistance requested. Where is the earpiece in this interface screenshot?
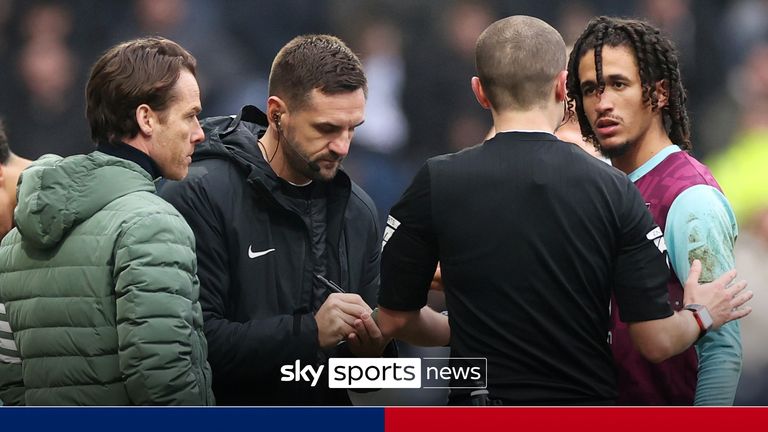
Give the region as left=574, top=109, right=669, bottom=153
left=273, top=113, right=281, bottom=127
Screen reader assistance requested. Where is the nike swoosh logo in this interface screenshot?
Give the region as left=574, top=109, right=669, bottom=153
left=248, top=247, right=275, bottom=259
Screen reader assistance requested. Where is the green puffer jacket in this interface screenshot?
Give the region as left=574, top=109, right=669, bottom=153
left=0, top=152, right=214, bottom=406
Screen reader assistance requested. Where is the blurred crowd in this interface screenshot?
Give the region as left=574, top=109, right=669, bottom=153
left=0, top=0, right=766, bottom=405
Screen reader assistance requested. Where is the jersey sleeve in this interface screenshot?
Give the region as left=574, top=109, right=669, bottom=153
left=665, top=185, right=738, bottom=283
left=378, top=163, right=439, bottom=311
left=613, top=180, right=674, bottom=322
left=665, top=184, right=742, bottom=406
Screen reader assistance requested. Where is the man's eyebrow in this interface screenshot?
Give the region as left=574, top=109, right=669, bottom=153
left=313, top=121, right=340, bottom=130
left=313, top=119, right=366, bottom=129
left=604, top=73, right=631, bottom=81
left=580, top=73, right=631, bottom=87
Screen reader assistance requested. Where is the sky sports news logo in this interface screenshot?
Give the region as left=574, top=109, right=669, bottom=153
left=281, top=357, right=487, bottom=389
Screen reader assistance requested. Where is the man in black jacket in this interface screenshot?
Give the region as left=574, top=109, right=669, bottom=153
left=160, top=35, right=390, bottom=405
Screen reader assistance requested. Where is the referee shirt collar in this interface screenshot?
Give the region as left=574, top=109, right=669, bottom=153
left=496, top=129, right=557, bottom=138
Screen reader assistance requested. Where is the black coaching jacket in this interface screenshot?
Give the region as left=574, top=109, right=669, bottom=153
left=159, top=106, right=382, bottom=405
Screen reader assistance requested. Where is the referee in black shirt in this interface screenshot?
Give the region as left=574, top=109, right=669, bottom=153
left=375, top=15, right=752, bottom=405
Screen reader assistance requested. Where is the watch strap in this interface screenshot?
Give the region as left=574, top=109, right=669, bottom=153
left=684, top=304, right=711, bottom=341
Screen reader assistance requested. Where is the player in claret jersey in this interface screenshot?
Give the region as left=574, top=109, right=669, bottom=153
left=569, top=16, right=742, bottom=405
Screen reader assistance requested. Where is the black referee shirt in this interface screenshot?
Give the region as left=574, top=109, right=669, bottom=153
left=379, top=131, right=672, bottom=404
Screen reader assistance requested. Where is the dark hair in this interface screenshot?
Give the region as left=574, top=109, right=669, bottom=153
left=566, top=16, right=691, bottom=150
left=268, top=34, right=367, bottom=110
left=476, top=16, right=566, bottom=110
left=0, top=119, right=9, bottom=164
left=85, top=36, right=197, bottom=144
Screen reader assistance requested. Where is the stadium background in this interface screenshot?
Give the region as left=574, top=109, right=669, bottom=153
left=0, top=0, right=766, bottom=405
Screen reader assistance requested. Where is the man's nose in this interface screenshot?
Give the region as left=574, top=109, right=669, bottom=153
left=191, top=118, right=205, bottom=145
left=328, top=133, right=351, bottom=158
left=594, top=91, right=613, bottom=114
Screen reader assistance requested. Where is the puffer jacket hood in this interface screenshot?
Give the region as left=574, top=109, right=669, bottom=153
left=192, top=105, right=273, bottom=181
left=14, top=152, right=155, bottom=248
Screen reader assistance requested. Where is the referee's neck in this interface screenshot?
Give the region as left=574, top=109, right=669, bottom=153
left=491, top=109, right=559, bottom=135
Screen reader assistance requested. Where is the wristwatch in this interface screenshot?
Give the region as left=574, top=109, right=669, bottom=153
left=684, top=303, right=713, bottom=340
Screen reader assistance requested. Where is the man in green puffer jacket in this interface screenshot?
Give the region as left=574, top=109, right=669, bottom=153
left=0, top=37, right=213, bottom=406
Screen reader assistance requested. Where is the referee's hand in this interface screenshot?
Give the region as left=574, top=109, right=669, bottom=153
left=348, top=312, right=390, bottom=357
left=683, top=259, right=752, bottom=330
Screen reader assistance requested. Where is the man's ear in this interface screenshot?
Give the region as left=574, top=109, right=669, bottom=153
left=655, top=79, right=669, bottom=110
left=0, top=163, right=5, bottom=187
left=471, top=76, right=492, bottom=110
left=555, top=70, right=568, bottom=103
left=135, top=104, right=154, bottom=136
left=266, top=96, right=288, bottom=127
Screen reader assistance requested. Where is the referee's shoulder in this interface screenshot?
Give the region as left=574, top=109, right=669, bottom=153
left=426, top=142, right=484, bottom=167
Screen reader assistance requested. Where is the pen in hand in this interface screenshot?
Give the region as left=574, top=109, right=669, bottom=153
left=314, top=273, right=346, bottom=294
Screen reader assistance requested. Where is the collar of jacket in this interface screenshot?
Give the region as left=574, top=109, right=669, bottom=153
left=195, top=105, right=353, bottom=214
left=96, top=140, right=162, bottom=180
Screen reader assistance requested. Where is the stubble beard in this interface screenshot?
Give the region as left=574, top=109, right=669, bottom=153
left=599, top=140, right=633, bottom=159
left=281, top=129, right=341, bottom=183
